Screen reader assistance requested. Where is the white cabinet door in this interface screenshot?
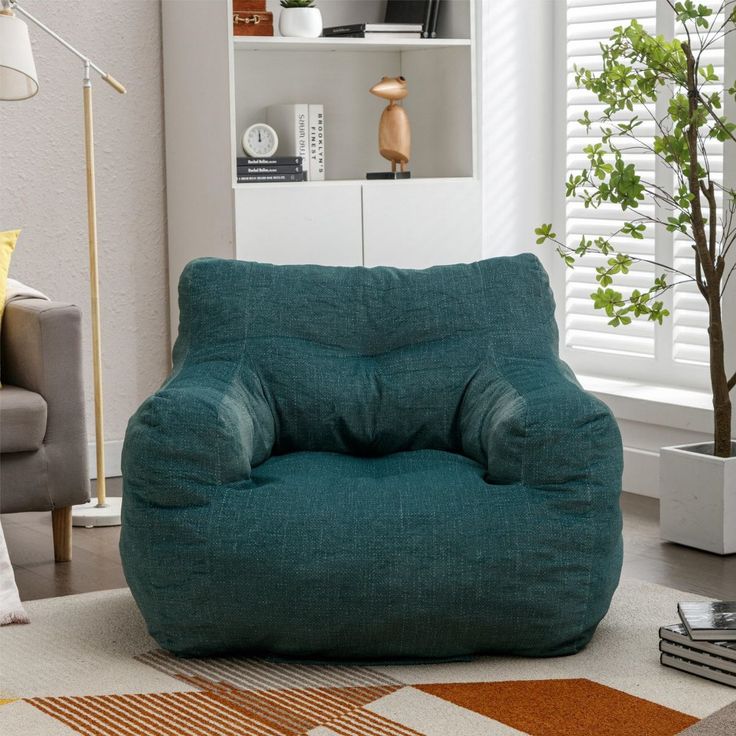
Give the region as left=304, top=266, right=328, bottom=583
left=362, top=179, right=482, bottom=268
left=234, top=184, right=363, bottom=266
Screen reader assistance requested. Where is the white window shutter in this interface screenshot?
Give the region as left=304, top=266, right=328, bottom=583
left=564, top=0, right=719, bottom=377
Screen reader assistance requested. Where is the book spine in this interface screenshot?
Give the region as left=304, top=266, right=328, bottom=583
left=308, top=104, right=325, bottom=182
left=237, top=157, right=302, bottom=166
left=237, top=173, right=306, bottom=182
left=237, top=165, right=303, bottom=175
left=661, top=652, right=736, bottom=687
left=660, top=640, right=736, bottom=674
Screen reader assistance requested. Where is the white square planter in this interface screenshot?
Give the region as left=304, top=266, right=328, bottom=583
left=660, top=442, right=736, bottom=555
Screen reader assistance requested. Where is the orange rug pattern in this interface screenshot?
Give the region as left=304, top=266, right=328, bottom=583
left=419, top=679, right=698, bottom=736
left=23, top=650, right=699, bottom=736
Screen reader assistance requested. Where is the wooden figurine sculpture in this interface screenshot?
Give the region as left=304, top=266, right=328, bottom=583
left=369, top=76, right=411, bottom=178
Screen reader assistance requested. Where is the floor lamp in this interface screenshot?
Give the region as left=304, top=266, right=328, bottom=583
left=0, top=0, right=126, bottom=527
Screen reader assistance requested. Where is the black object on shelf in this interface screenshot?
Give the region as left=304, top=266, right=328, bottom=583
left=428, top=0, right=442, bottom=37
left=367, top=171, right=412, bottom=180
left=385, top=0, right=441, bottom=38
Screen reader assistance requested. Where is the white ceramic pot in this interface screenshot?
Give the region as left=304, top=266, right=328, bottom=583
left=279, top=7, right=323, bottom=38
left=660, top=441, right=736, bottom=554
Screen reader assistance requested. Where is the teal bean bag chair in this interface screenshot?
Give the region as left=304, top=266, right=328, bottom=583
left=120, top=254, right=623, bottom=660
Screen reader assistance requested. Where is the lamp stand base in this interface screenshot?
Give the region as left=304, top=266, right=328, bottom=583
left=71, top=496, right=122, bottom=528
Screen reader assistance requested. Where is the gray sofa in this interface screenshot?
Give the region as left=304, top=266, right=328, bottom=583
left=0, top=298, right=90, bottom=562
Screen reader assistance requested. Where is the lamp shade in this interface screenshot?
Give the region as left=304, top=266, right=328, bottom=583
left=0, top=11, right=38, bottom=100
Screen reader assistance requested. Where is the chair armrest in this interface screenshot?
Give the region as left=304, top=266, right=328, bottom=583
left=122, top=364, right=275, bottom=508
left=461, top=357, right=623, bottom=491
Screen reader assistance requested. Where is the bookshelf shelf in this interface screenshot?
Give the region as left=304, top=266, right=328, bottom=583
left=232, top=36, right=472, bottom=53
left=233, top=176, right=476, bottom=190
left=162, top=0, right=481, bottom=333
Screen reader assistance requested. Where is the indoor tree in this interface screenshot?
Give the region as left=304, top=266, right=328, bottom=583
left=536, top=0, right=736, bottom=457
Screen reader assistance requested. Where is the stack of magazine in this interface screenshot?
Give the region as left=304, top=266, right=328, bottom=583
left=660, top=601, right=736, bottom=687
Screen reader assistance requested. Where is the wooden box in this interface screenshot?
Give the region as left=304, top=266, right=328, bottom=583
left=233, top=10, right=273, bottom=36
left=233, top=0, right=266, bottom=11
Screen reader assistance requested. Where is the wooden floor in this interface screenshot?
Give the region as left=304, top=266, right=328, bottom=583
left=3, top=485, right=736, bottom=602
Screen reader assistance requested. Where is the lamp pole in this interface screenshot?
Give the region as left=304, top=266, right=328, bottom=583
left=1, top=0, right=126, bottom=524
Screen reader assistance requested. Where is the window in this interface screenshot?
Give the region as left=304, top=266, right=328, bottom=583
left=558, top=0, right=726, bottom=389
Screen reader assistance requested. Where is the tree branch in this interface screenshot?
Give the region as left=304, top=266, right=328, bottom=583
left=682, top=43, right=717, bottom=279
left=729, top=372, right=736, bottom=391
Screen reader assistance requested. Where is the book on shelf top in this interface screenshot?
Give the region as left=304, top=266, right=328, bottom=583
left=678, top=602, right=736, bottom=641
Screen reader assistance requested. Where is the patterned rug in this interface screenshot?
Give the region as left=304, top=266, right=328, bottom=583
left=1, top=578, right=734, bottom=735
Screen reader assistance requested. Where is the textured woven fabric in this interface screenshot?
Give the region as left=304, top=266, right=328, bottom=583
left=120, top=254, right=623, bottom=659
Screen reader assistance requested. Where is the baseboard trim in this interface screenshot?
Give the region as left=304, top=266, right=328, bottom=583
left=87, top=440, right=123, bottom=480
left=623, top=446, right=660, bottom=498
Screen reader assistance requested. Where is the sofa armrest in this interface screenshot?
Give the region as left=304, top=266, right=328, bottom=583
left=3, top=299, right=80, bottom=394
left=122, top=365, right=275, bottom=508
left=1, top=298, right=90, bottom=507
left=460, top=357, right=623, bottom=491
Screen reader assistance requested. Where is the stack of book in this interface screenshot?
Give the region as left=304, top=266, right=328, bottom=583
left=660, top=601, right=736, bottom=687
left=323, top=23, right=424, bottom=40
left=237, top=157, right=305, bottom=183
left=323, top=0, right=442, bottom=39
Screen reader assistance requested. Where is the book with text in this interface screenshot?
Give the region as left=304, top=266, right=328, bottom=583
left=237, top=172, right=306, bottom=183
left=308, top=104, right=325, bottom=182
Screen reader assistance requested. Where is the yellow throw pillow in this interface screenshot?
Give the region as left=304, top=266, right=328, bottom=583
left=0, top=230, right=21, bottom=386
left=0, top=230, right=20, bottom=315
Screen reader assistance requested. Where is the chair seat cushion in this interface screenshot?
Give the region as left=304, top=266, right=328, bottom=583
left=122, top=449, right=620, bottom=660
left=0, top=385, right=47, bottom=452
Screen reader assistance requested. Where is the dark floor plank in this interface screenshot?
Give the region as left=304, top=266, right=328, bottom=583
left=2, top=487, right=735, bottom=602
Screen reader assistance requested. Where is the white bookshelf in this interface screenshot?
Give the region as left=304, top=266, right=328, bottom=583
left=162, top=0, right=482, bottom=331
left=232, top=36, right=472, bottom=52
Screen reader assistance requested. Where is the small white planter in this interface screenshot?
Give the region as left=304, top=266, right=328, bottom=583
left=660, top=442, right=736, bottom=555
left=279, top=7, right=323, bottom=38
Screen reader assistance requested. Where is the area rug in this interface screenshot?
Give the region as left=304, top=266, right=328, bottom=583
left=0, top=578, right=734, bottom=735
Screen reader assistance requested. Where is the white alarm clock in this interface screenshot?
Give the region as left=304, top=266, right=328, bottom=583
left=242, top=123, right=279, bottom=158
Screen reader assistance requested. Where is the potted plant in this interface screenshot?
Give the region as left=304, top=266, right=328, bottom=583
left=535, top=1, right=736, bottom=553
left=279, top=0, right=323, bottom=39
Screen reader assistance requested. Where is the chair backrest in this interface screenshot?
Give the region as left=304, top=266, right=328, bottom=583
left=174, top=254, right=559, bottom=457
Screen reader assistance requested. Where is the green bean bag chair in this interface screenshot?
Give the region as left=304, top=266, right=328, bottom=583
left=120, top=254, right=623, bottom=660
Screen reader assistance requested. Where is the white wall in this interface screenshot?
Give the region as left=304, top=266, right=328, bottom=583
left=481, top=0, right=556, bottom=268
left=0, top=0, right=169, bottom=474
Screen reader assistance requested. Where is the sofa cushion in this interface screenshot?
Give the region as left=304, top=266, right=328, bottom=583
left=122, top=448, right=619, bottom=659
left=0, top=385, right=47, bottom=452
